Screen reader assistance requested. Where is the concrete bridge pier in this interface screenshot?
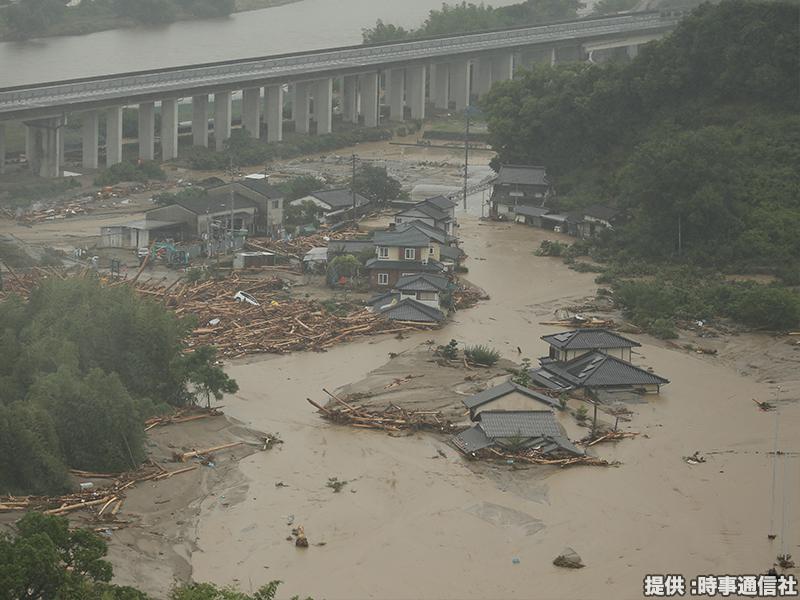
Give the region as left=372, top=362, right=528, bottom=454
left=0, top=124, right=5, bottom=174
left=106, top=107, right=123, bottom=167
left=25, top=117, right=62, bottom=177
left=192, top=95, right=209, bottom=147
left=431, top=63, right=449, bottom=110
left=81, top=111, right=99, bottom=169
left=315, top=78, right=333, bottom=134
left=242, top=88, right=261, bottom=138
left=360, top=72, right=379, bottom=127
left=294, top=82, right=311, bottom=134
left=387, top=69, right=405, bottom=121
left=406, top=65, right=426, bottom=120
left=138, top=102, right=155, bottom=160
left=475, top=57, right=493, bottom=97
left=265, top=84, right=283, bottom=142
left=161, top=99, right=179, bottom=160
left=342, top=75, right=358, bottom=124
left=492, top=53, right=514, bottom=82
left=214, top=91, right=232, bottom=150
left=451, top=59, right=471, bottom=111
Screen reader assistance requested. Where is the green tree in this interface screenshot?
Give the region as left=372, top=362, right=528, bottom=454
left=352, top=164, right=407, bottom=206
left=184, top=346, right=239, bottom=409
left=0, top=513, right=147, bottom=600
left=279, top=175, right=326, bottom=202
left=4, top=0, right=66, bottom=39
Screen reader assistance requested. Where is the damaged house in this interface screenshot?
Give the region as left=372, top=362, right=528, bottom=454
left=451, top=381, right=580, bottom=457
left=452, top=410, right=581, bottom=457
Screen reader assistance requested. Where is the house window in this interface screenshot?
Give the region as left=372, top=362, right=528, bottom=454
left=272, top=200, right=280, bottom=209
left=429, top=247, right=435, bottom=255
left=378, top=247, right=389, bottom=259
left=419, top=291, right=437, bottom=301
left=401, top=273, right=414, bottom=277
left=404, top=248, right=415, bottom=260
left=377, top=273, right=389, bottom=285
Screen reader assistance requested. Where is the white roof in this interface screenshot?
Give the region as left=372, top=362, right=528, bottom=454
left=303, top=247, right=329, bottom=261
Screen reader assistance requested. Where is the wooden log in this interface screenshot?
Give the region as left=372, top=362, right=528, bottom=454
left=178, top=442, right=245, bottom=462
left=44, top=496, right=115, bottom=516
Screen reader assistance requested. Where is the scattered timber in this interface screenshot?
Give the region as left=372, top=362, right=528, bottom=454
left=308, top=388, right=457, bottom=433
left=482, top=447, right=614, bottom=467
left=144, top=407, right=224, bottom=431
left=580, top=431, right=639, bottom=446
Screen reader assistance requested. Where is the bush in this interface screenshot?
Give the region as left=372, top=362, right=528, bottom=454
left=649, top=318, right=678, bottom=339
left=510, top=357, right=532, bottom=387
left=464, top=345, right=500, bottom=366
left=575, top=404, right=589, bottom=423
left=436, top=339, right=459, bottom=360
left=730, top=286, right=800, bottom=330
left=94, top=160, right=166, bottom=186
left=535, top=240, right=567, bottom=257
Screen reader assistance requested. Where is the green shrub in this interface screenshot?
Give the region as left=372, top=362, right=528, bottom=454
left=535, top=240, right=567, bottom=257
left=649, top=318, right=678, bottom=339
left=94, top=160, right=166, bottom=186
left=436, top=339, right=459, bottom=360
left=729, top=286, right=800, bottom=330
left=465, top=345, right=500, bottom=366
left=575, top=404, right=589, bottom=423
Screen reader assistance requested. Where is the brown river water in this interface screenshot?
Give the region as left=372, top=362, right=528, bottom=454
left=183, top=213, right=800, bottom=599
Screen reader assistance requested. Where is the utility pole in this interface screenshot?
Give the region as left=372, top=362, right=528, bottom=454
left=351, top=153, right=357, bottom=222
left=463, top=108, right=470, bottom=212
left=677, top=212, right=682, bottom=256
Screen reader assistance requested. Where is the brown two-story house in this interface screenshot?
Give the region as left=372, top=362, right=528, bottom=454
left=365, top=228, right=446, bottom=289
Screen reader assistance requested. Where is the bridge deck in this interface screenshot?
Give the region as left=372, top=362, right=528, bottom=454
left=0, top=12, right=677, bottom=119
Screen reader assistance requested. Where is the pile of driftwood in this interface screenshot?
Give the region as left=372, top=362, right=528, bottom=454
left=16, top=201, right=93, bottom=225
left=580, top=431, right=639, bottom=446
left=453, top=286, right=489, bottom=309
left=308, top=388, right=457, bottom=433
left=539, top=316, right=615, bottom=328
left=134, top=274, right=433, bottom=357
left=0, top=461, right=197, bottom=517
left=481, top=447, right=614, bottom=467
left=0, top=264, right=66, bottom=299
left=246, top=226, right=363, bottom=259
left=144, top=407, right=224, bottom=431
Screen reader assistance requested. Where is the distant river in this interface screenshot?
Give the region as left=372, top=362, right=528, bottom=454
left=0, top=0, right=523, bottom=88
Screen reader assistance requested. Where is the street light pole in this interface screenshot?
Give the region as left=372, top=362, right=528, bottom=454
left=463, top=108, right=470, bottom=212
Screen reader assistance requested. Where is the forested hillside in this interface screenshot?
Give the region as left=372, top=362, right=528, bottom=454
left=0, top=278, right=236, bottom=494
left=482, top=0, right=800, bottom=332
left=362, top=0, right=583, bottom=43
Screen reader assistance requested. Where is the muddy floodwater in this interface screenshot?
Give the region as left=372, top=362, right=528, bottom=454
left=179, top=211, right=800, bottom=599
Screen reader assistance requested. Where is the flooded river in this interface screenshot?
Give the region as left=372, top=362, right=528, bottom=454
left=186, top=209, right=799, bottom=599
left=0, top=0, right=522, bottom=87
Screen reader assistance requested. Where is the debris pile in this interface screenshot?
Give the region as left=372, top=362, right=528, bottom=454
left=479, top=447, right=613, bottom=467
left=452, top=286, right=489, bottom=309
left=144, top=407, right=224, bottom=431
left=308, top=388, right=457, bottom=433
left=580, top=431, right=639, bottom=446
left=246, top=226, right=363, bottom=259
left=135, top=275, right=435, bottom=357
left=16, top=200, right=93, bottom=225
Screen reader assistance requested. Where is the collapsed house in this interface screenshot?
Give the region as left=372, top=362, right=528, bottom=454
left=452, top=410, right=581, bottom=456
left=451, top=380, right=580, bottom=457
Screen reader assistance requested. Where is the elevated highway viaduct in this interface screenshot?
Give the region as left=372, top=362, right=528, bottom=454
left=0, top=10, right=684, bottom=176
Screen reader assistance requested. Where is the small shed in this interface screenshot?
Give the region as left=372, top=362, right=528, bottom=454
left=233, top=251, right=276, bottom=269
left=462, top=380, right=560, bottom=420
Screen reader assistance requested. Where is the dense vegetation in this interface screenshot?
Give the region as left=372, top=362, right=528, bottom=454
left=362, top=0, right=582, bottom=43
left=0, top=513, right=307, bottom=599
left=94, top=161, right=166, bottom=187
left=481, top=0, right=800, bottom=332
left=184, top=128, right=393, bottom=171
left=1, top=0, right=235, bottom=39
left=0, top=278, right=236, bottom=494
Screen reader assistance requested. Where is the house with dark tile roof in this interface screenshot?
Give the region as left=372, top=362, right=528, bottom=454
left=531, top=351, right=669, bottom=394
left=395, top=273, right=450, bottom=309
left=451, top=410, right=581, bottom=457
left=461, top=380, right=560, bottom=420
left=395, top=200, right=453, bottom=234
left=542, top=328, right=641, bottom=363
left=291, top=188, right=371, bottom=224
left=379, top=298, right=445, bottom=324
left=489, top=164, right=553, bottom=220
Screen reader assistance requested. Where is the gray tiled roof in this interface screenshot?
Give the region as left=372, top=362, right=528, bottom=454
left=395, top=273, right=449, bottom=292
left=380, top=298, right=445, bottom=323
left=542, top=329, right=640, bottom=350
left=310, top=188, right=370, bottom=209
left=451, top=425, right=493, bottom=453
left=398, top=202, right=449, bottom=222
left=374, top=228, right=432, bottom=247
left=395, top=220, right=453, bottom=244
left=171, top=194, right=257, bottom=215
left=462, top=380, right=560, bottom=410
left=477, top=410, right=561, bottom=438
left=536, top=351, right=669, bottom=389
left=583, top=205, right=618, bottom=221
left=364, top=258, right=445, bottom=272
left=237, top=179, right=284, bottom=198
left=366, top=291, right=400, bottom=307
left=496, top=165, right=548, bottom=186
left=439, top=244, right=464, bottom=262
left=423, top=195, right=458, bottom=210
left=327, top=239, right=375, bottom=256
left=514, top=205, right=550, bottom=218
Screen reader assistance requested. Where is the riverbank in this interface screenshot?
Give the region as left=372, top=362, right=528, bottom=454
left=0, top=0, right=302, bottom=43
